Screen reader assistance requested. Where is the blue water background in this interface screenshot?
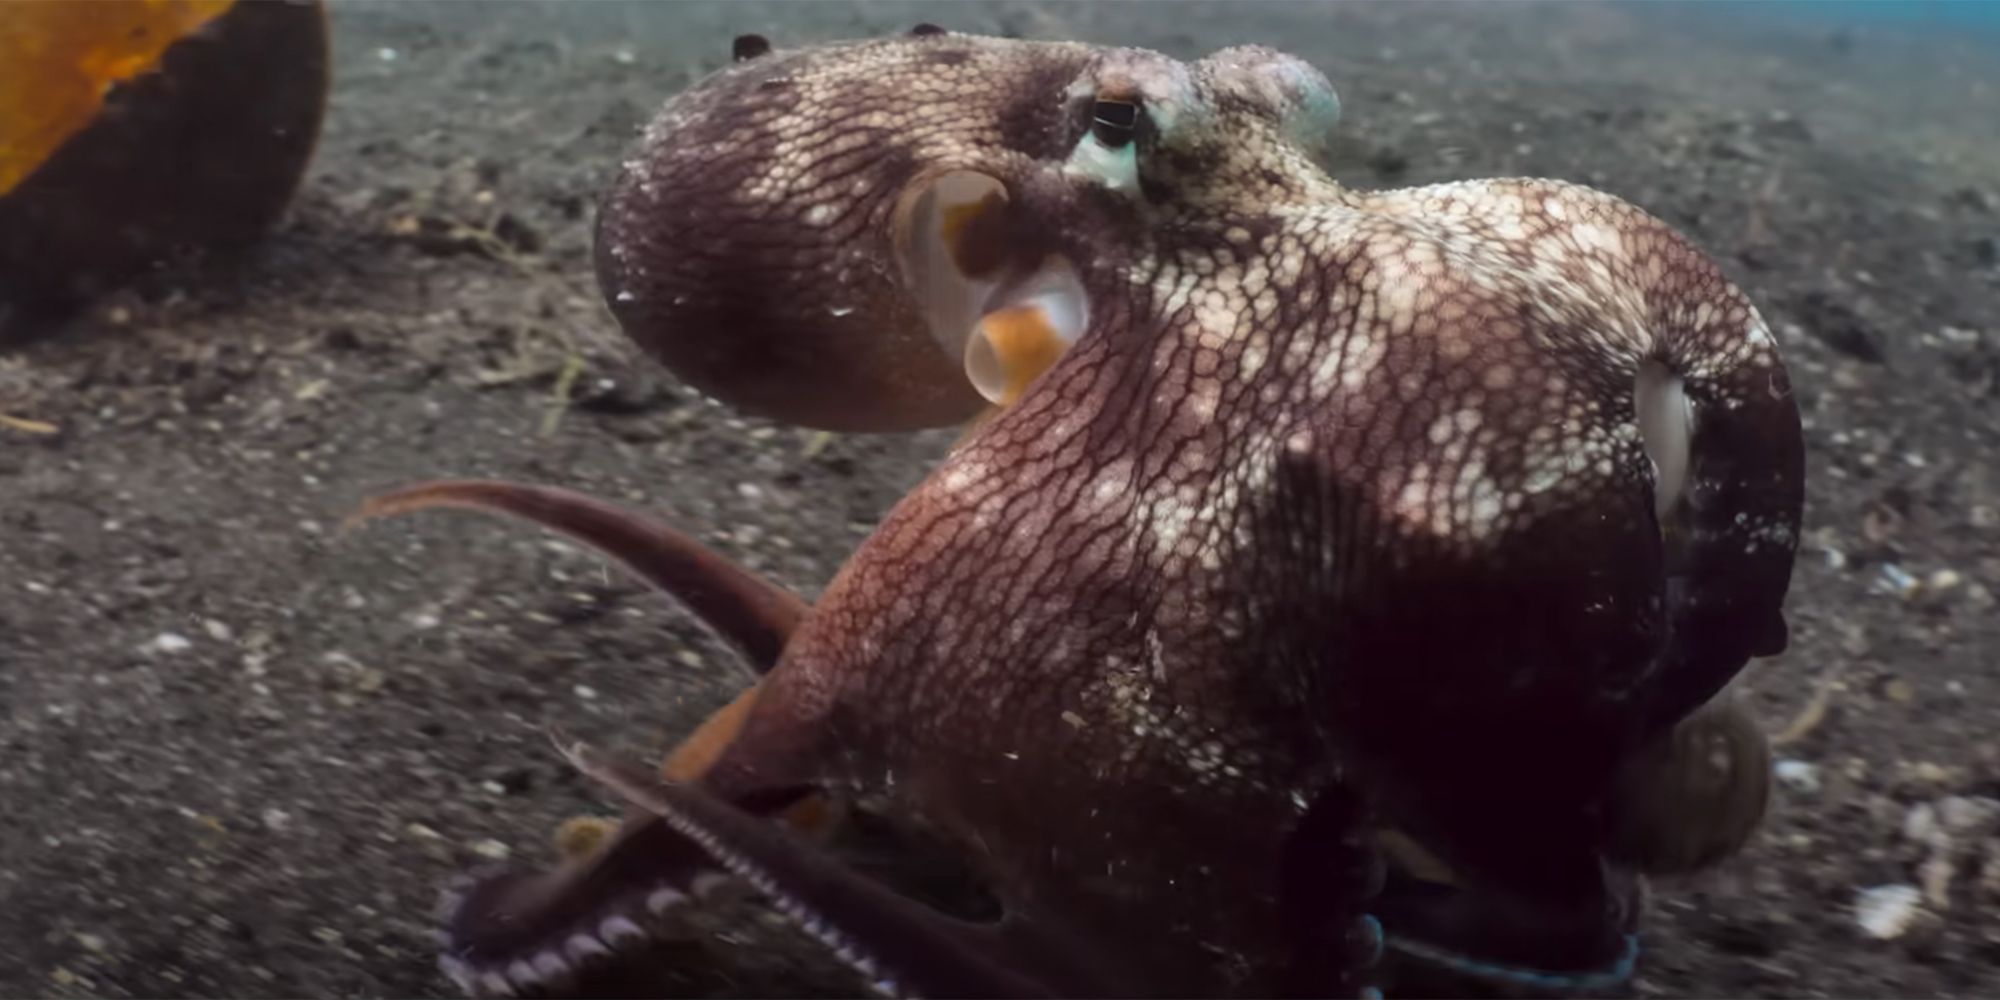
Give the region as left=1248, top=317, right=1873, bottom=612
left=1702, top=0, right=2000, bottom=34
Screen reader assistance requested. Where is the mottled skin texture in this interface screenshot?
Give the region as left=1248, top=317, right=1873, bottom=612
left=372, top=28, right=1804, bottom=999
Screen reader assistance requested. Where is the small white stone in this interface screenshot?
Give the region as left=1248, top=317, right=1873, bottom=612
left=1938, top=796, right=2000, bottom=835
left=1774, top=759, right=1820, bottom=795
left=1874, top=563, right=1919, bottom=598
left=1904, top=802, right=1941, bottom=846
left=470, top=838, right=510, bottom=861
left=573, top=685, right=598, bottom=701
left=202, top=619, right=234, bottom=642
left=142, top=633, right=193, bottom=655
left=1854, top=884, right=1924, bottom=940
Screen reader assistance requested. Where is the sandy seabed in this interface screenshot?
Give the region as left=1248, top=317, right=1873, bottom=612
left=3, top=2, right=1998, bottom=997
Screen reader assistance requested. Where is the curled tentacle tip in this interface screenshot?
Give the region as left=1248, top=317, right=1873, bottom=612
left=339, top=479, right=480, bottom=536
left=1606, top=694, right=1773, bottom=876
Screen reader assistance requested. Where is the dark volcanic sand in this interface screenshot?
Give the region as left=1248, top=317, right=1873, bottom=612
left=4, top=2, right=1998, bottom=997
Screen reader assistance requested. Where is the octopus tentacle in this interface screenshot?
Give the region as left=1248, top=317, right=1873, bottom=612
left=351, top=478, right=805, bottom=670
left=563, top=741, right=1063, bottom=1000
left=437, top=810, right=776, bottom=997
left=350, top=479, right=842, bottom=992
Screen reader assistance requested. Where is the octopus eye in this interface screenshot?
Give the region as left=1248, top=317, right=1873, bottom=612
left=909, top=22, right=948, bottom=37
left=732, top=34, right=771, bottom=62
left=1090, top=98, right=1141, bottom=148
left=1067, top=96, right=1144, bottom=194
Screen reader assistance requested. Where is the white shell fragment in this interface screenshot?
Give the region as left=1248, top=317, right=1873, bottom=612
left=1853, top=883, right=1924, bottom=940
left=1773, top=758, right=1820, bottom=795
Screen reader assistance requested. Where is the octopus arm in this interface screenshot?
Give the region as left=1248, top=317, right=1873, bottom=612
left=352, top=478, right=806, bottom=671
left=564, top=741, right=1068, bottom=999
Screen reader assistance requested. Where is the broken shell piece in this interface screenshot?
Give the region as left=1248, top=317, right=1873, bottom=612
left=1853, top=883, right=1924, bottom=940
left=1773, top=758, right=1820, bottom=795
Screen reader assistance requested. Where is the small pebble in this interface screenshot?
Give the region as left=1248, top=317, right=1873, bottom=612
left=1775, top=759, right=1820, bottom=795
left=1853, top=884, right=1923, bottom=940
left=74, top=932, right=106, bottom=954
left=141, top=633, right=192, bottom=655
left=471, top=838, right=511, bottom=861
left=1905, top=802, right=1940, bottom=845
left=1874, top=563, right=1920, bottom=599
left=1939, top=796, right=2000, bottom=834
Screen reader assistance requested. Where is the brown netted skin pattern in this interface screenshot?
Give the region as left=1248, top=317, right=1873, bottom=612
left=594, top=31, right=1804, bottom=995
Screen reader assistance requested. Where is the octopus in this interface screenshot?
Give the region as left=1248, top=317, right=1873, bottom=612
left=354, top=24, right=1805, bottom=1000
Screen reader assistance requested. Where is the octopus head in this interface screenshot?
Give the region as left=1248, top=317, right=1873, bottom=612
left=593, top=31, right=1344, bottom=431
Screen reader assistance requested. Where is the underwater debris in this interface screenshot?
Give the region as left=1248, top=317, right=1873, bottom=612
left=1853, top=884, right=1924, bottom=940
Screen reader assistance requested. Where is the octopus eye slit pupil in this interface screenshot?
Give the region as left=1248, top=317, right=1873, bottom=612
left=909, top=22, right=948, bottom=37
left=1092, top=99, right=1141, bottom=148
left=732, top=34, right=771, bottom=62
